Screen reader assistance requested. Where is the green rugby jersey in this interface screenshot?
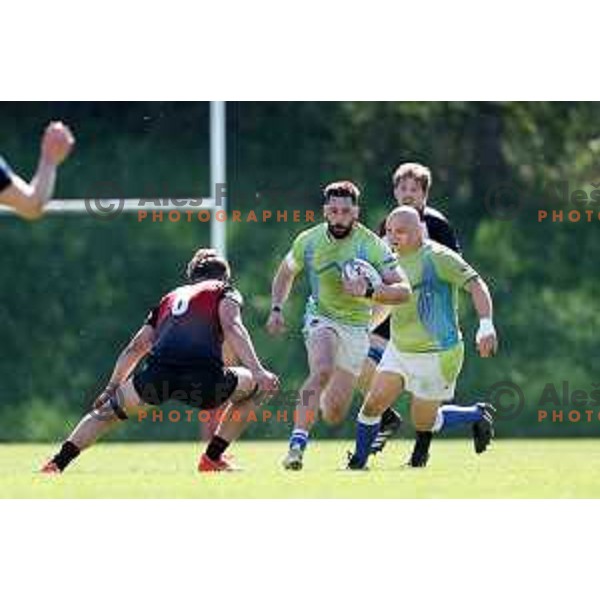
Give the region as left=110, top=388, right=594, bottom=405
left=286, top=223, right=398, bottom=327
left=391, top=240, right=478, bottom=352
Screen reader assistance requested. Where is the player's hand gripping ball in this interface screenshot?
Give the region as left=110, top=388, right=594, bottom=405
left=342, top=258, right=382, bottom=298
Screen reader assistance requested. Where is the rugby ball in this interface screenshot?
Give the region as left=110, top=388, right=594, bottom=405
left=342, top=258, right=383, bottom=287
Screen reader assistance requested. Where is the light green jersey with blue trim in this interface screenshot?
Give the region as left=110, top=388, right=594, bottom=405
left=286, top=223, right=398, bottom=327
left=391, top=240, right=479, bottom=352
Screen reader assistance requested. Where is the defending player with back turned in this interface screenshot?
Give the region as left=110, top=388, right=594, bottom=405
left=347, top=207, right=497, bottom=470
left=41, top=249, right=279, bottom=475
left=266, top=181, right=412, bottom=471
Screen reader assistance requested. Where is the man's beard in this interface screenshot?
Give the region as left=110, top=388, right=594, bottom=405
left=327, top=221, right=354, bottom=239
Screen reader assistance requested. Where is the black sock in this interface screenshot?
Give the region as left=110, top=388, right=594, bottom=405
left=381, top=406, right=400, bottom=427
left=408, top=431, right=433, bottom=466
left=52, top=441, right=81, bottom=471
left=205, top=436, right=230, bottom=461
left=413, top=431, right=433, bottom=456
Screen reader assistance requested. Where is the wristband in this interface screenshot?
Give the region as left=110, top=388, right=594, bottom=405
left=476, top=318, right=495, bottom=342
left=271, top=305, right=282, bottom=313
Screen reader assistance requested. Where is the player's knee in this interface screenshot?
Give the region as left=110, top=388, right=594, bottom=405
left=93, top=387, right=129, bottom=422
left=313, top=363, right=334, bottom=388
left=91, top=402, right=121, bottom=424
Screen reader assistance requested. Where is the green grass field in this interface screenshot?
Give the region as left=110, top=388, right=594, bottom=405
left=1, top=439, right=599, bottom=498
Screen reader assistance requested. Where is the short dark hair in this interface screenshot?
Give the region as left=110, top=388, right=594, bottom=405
left=323, top=180, right=361, bottom=205
left=186, top=248, right=231, bottom=282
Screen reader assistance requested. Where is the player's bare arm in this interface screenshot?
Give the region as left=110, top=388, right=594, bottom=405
left=222, top=339, right=238, bottom=366
left=465, top=276, right=497, bottom=358
left=373, top=266, right=412, bottom=304
left=0, top=122, right=75, bottom=220
left=219, top=297, right=279, bottom=393
left=343, top=266, right=412, bottom=304
left=365, top=269, right=410, bottom=330
left=93, top=324, right=155, bottom=408
left=266, top=258, right=297, bottom=335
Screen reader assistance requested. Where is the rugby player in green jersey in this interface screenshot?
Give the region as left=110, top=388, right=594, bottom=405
left=347, top=206, right=497, bottom=469
left=266, top=181, right=412, bottom=470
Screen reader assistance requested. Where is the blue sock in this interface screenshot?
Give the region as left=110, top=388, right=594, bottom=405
left=289, top=429, right=309, bottom=451
left=433, top=404, right=483, bottom=432
left=353, top=413, right=381, bottom=466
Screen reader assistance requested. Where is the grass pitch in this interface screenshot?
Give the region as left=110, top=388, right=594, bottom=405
left=1, top=439, right=599, bottom=498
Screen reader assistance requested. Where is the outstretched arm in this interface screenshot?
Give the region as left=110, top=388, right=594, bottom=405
left=107, top=325, right=155, bottom=388
left=0, top=122, right=75, bottom=220
left=92, top=324, right=154, bottom=409
left=220, top=297, right=279, bottom=393
left=220, top=298, right=265, bottom=373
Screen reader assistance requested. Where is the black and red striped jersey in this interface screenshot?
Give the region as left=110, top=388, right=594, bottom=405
left=145, top=279, right=243, bottom=367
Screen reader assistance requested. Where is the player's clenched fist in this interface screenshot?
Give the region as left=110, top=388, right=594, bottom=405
left=41, top=121, right=75, bottom=166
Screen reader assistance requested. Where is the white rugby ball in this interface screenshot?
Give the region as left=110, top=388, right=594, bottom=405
left=342, top=258, right=383, bottom=287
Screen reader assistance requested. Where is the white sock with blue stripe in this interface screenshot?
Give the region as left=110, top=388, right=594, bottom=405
left=289, top=428, right=309, bottom=451
left=432, top=404, right=483, bottom=432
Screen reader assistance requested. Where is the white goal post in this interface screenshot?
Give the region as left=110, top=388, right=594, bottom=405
left=0, top=102, right=228, bottom=258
